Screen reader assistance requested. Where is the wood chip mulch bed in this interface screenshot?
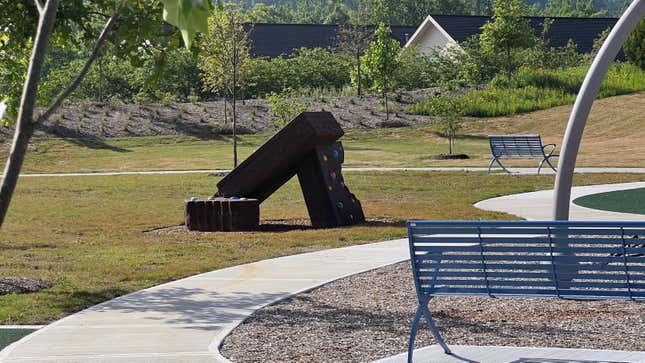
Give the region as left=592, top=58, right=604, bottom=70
left=220, top=262, right=644, bottom=363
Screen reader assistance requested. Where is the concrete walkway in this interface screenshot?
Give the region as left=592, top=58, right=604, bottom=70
left=376, top=345, right=645, bottom=363
left=15, top=166, right=645, bottom=178
left=0, top=239, right=409, bottom=362
left=475, top=181, right=645, bottom=220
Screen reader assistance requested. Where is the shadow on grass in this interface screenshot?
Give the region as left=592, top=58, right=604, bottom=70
left=40, top=124, right=130, bottom=152
left=257, top=218, right=405, bottom=232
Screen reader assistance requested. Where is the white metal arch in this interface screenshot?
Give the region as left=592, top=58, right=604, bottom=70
left=553, top=0, right=645, bottom=220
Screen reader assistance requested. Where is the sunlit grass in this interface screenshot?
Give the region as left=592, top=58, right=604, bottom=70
left=1, top=171, right=644, bottom=324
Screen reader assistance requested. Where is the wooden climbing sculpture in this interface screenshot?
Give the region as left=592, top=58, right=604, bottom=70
left=185, top=112, right=365, bottom=231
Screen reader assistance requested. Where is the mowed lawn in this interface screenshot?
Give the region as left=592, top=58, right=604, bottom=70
left=2, top=171, right=645, bottom=324
left=2, top=92, right=645, bottom=173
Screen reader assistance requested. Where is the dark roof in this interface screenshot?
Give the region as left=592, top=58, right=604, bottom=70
left=431, top=15, right=617, bottom=53
left=246, top=15, right=617, bottom=57
left=245, top=23, right=417, bottom=57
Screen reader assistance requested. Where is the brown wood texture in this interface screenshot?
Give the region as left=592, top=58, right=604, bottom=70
left=185, top=197, right=259, bottom=231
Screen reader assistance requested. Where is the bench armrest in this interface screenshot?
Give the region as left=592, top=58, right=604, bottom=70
left=542, top=143, right=557, bottom=156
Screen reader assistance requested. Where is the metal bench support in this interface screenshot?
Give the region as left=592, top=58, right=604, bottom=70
left=408, top=295, right=451, bottom=362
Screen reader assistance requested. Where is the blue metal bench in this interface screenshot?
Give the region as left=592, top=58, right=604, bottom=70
left=406, top=220, right=645, bottom=361
left=488, top=134, right=557, bottom=174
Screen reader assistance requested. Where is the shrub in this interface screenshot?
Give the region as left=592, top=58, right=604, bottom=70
left=625, top=19, right=645, bottom=70
left=409, top=63, right=645, bottom=118
left=267, top=89, right=311, bottom=128
left=247, top=48, right=351, bottom=98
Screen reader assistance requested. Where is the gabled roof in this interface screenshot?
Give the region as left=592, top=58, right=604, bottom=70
left=430, top=15, right=617, bottom=53
left=245, top=15, right=618, bottom=58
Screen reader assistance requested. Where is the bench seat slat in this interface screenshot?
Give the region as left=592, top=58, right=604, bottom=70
left=430, top=287, right=645, bottom=297
left=412, top=236, right=645, bottom=245
left=414, top=245, right=645, bottom=254
left=416, top=253, right=645, bottom=263
left=429, top=289, right=645, bottom=300
left=417, top=270, right=645, bottom=281
left=415, top=262, right=645, bottom=272
left=420, top=279, right=645, bottom=289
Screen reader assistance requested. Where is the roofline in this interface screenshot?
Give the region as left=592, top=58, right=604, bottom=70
left=244, top=14, right=619, bottom=28
left=405, top=15, right=458, bottom=48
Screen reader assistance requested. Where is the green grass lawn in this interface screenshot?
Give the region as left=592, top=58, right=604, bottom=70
left=0, top=127, right=495, bottom=174
left=2, top=171, right=645, bottom=324
left=574, top=187, right=645, bottom=215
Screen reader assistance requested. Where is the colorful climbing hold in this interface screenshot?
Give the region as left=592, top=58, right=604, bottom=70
left=330, top=171, right=337, bottom=180
left=332, top=150, right=339, bottom=159
left=337, top=201, right=344, bottom=209
left=322, top=155, right=328, bottom=162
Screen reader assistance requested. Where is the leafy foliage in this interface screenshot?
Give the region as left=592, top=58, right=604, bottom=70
left=409, top=63, right=645, bottom=117
left=361, top=24, right=400, bottom=119
left=625, top=19, right=645, bottom=70
left=161, top=0, right=212, bottom=48
left=248, top=48, right=350, bottom=97
left=479, top=0, right=536, bottom=82
left=198, top=7, right=253, bottom=99
left=267, top=89, right=311, bottom=128
left=424, top=94, right=464, bottom=154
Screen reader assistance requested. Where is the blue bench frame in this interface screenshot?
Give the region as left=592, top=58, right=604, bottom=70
left=406, top=220, right=645, bottom=361
left=488, top=134, right=557, bottom=174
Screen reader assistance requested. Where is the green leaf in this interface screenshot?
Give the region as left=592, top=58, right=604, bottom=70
left=161, top=0, right=212, bottom=49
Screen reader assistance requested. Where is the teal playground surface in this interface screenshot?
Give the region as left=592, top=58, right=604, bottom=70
left=574, top=187, right=645, bottom=215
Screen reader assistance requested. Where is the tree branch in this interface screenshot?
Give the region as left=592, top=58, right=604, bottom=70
left=36, top=4, right=123, bottom=124
left=34, top=0, right=45, bottom=14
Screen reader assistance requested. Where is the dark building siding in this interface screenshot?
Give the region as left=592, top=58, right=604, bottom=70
left=246, top=15, right=617, bottom=58
left=431, top=15, right=616, bottom=53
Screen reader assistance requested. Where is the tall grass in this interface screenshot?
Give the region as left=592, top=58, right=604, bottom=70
left=409, top=63, right=645, bottom=117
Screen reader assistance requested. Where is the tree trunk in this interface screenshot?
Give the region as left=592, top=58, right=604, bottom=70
left=0, top=0, right=59, bottom=227
left=506, top=47, right=512, bottom=83
left=383, top=77, right=389, bottom=121
left=356, top=53, right=362, bottom=96
left=223, top=96, right=228, bottom=125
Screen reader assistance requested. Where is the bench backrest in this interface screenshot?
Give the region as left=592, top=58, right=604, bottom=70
left=407, top=220, right=645, bottom=300
left=489, top=134, right=545, bottom=158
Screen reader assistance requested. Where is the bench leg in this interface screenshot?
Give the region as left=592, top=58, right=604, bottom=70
left=488, top=157, right=510, bottom=174
left=408, top=297, right=451, bottom=362
left=407, top=304, right=423, bottom=363
left=538, top=156, right=557, bottom=175
left=421, top=303, right=452, bottom=354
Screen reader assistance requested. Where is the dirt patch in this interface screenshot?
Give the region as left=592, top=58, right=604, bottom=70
left=431, top=153, right=470, bottom=160
left=0, top=277, right=51, bottom=295
left=0, top=89, right=438, bottom=141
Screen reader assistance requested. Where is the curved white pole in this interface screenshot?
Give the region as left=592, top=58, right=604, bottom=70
left=553, top=0, right=645, bottom=220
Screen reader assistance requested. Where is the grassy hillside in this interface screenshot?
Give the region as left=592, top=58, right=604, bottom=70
left=2, top=91, right=645, bottom=173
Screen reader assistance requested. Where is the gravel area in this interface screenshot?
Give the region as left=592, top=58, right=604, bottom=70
left=220, top=261, right=644, bottom=363
left=0, top=277, right=51, bottom=295
left=0, top=89, right=437, bottom=141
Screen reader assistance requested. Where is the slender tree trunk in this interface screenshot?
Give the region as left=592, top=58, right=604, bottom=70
left=0, top=0, right=59, bottom=227
left=506, top=46, right=512, bottom=83
left=223, top=96, right=228, bottom=125
left=356, top=52, right=362, bottom=96
left=383, top=77, right=389, bottom=121
left=232, top=18, right=239, bottom=169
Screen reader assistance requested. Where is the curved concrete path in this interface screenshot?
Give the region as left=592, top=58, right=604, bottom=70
left=476, top=181, right=645, bottom=221
left=0, top=239, right=409, bottom=362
